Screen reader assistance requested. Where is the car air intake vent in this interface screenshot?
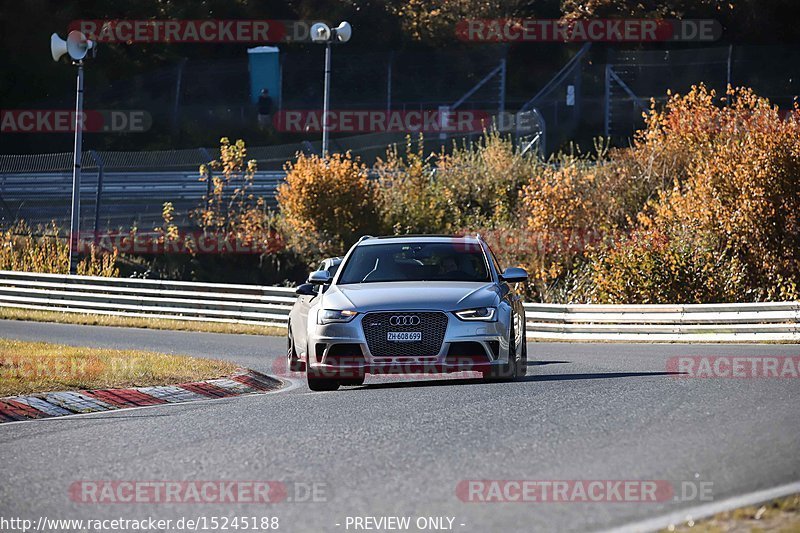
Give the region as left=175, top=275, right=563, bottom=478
left=486, top=341, right=500, bottom=360
left=362, top=312, right=448, bottom=358
left=446, top=342, right=491, bottom=365
left=326, top=344, right=366, bottom=366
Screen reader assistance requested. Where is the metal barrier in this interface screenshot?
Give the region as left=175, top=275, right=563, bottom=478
left=0, top=271, right=797, bottom=342
left=0, top=133, right=441, bottom=231
left=0, top=270, right=295, bottom=328
left=524, top=302, right=799, bottom=342
left=0, top=170, right=286, bottom=231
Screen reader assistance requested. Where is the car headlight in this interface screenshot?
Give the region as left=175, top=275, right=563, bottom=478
left=454, top=307, right=496, bottom=321
left=317, top=309, right=358, bottom=324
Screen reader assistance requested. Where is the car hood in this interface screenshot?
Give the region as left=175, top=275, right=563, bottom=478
left=322, top=281, right=500, bottom=313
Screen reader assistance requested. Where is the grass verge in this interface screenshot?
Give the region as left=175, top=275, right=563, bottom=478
left=663, top=493, right=800, bottom=532
left=0, top=307, right=286, bottom=336
left=0, top=338, right=239, bottom=397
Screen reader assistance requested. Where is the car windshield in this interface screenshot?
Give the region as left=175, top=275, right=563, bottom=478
left=337, top=242, right=490, bottom=284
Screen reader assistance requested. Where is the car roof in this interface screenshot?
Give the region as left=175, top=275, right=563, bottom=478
left=357, top=235, right=482, bottom=246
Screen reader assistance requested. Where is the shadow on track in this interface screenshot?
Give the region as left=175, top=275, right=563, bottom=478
left=350, top=370, right=683, bottom=391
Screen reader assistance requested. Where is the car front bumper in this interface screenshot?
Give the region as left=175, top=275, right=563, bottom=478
left=306, top=309, right=513, bottom=376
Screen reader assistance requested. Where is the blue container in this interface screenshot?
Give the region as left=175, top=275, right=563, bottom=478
left=248, top=46, right=281, bottom=107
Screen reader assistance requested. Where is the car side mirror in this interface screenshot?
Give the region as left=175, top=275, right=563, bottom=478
left=308, top=270, right=332, bottom=285
left=500, top=267, right=528, bottom=283
left=295, top=283, right=316, bottom=296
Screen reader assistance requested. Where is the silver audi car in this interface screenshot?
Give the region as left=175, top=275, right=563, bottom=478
left=287, top=235, right=529, bottom=391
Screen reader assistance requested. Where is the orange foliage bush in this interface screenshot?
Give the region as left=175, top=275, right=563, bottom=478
left=517, top=142, right=636, bottom=300
left=515, top=85, right=800, bottom=302
left=588, top=227, right=749, bottom=303
left=377, top=132, right=532, bottom=234
left=277, top=152, right=383, bottom=262
left=589, top=86, right=800, bottom=302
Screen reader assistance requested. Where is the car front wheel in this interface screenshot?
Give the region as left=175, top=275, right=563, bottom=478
left=287, top=331, right=305, bottom=372
left=482, top=320, right=521, bottom=381
left=339, top=374, right=366, bottom=387
left=517, top=322, right=527, bottom=377
left=307, top=366, right=340, bottom=391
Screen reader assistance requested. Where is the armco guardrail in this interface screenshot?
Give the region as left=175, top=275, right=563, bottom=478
left=0, top=271, right=797, bottom=342
left=524, top=302, right=799, bottom=342
left=0, top=270, right=296, bottom=328
left=0, top=170, right=286, bottom=231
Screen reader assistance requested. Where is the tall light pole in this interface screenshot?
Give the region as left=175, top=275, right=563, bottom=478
left=51, top=31, right=95, bottom=274
left=310, top=22, right=352, bottom=155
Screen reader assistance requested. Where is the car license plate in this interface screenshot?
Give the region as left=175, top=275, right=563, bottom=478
left=387, top=331, right=421, bottom=342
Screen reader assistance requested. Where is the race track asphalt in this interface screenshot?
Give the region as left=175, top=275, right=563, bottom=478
left=0, top=319, right=798, bottom=532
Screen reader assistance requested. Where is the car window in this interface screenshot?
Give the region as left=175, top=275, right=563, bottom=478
left=338, top=242, right=490, bottom=284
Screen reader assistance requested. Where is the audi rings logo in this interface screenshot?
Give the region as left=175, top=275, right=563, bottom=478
left=389, top=315, right=420, bottom=326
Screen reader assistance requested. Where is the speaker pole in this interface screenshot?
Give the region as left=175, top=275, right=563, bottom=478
left=321, top=40, right=331, bottom=155
left=68, top=61, right=84, bottom=275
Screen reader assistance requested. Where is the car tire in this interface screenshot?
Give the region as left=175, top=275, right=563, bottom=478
left=517, top=321, right=528, bottom=378
left=482, top=320, right=519, bottom=381
left=307, top=366, right=340, bottom=391
left=339, top=374, right=365, bottom=387
left=287, top=331, right=305, bottom=372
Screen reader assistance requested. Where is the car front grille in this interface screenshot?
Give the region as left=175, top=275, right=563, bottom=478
left=362, top=311, right=448, bottom=358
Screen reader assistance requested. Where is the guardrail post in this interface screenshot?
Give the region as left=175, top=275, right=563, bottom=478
left=795, top=301, right=800, bottom=337
left=199, top=147, right=214, bottom=198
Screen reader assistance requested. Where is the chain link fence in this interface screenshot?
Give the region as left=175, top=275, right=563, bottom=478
left=604, top=45, right=800, bottom=140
